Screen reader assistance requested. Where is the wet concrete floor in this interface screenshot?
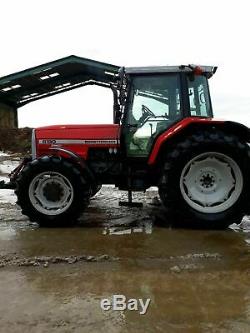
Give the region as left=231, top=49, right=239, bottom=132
left=0, top=186, right=250, bottom=332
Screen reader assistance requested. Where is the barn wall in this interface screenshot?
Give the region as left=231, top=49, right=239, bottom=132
left=0, top=103, right=18, bottom=128
left=0, top=127, right=32, bottom=153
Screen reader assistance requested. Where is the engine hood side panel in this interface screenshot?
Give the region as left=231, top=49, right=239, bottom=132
left=35, top=124, right=121, bottom=159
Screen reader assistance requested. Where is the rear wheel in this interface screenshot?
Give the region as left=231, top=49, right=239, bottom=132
left=15, top=156, right=91, bottom=227
left=158, top=131, right=250, bottom=229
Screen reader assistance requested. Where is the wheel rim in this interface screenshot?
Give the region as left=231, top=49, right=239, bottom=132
left=179, top=152, right=243, bottom=214
left=29, top=171, right=74, bottom=216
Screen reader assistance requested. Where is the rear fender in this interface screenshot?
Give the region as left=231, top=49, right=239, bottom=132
left=222, top=121, right=250, bottom=142
left=148, top=118, right=250, bottom=165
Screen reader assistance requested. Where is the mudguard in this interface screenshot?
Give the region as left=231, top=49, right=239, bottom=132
left=148, top=118, right=250, bottom=165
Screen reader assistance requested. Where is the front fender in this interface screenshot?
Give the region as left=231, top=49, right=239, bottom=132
left=48, top=147, right=96, bottom=183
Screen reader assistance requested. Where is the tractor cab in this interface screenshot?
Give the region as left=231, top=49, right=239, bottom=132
left=121, top=65, right=217, bottom=157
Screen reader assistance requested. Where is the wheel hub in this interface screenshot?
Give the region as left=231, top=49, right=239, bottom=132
left=180, top=152, right=243, bottom=214
left=43, top=182, right=64, bottom=202
left=199, top=172, right=216, bottom=189
left=29, top=171, right=74, bottom=216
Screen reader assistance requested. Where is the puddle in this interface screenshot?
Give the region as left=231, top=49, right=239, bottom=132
left=0, top=184, right=250, bottom=331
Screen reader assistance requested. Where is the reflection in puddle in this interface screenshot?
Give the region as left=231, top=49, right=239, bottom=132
left=103, top=223, right=153, bottom=236
left=0, top=225, right=16, bottom=240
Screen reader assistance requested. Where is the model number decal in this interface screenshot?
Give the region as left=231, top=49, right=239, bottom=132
left=40, top=139, right=57, bottom=144
left=38, top=139, right=120, bottom=145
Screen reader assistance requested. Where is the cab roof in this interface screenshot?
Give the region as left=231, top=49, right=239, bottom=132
left=125, top=65, right=217, bottom=75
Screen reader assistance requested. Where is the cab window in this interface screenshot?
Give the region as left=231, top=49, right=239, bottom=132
left=187, top=76, right=212, bottom=117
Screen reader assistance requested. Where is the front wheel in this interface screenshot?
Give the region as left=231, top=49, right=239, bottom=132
left=159, top=131, right=250, bottom=229
left=15, top=156, right=91, bottom=226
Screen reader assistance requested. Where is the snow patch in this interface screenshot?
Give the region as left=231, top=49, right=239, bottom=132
left=0, top=160, right=20, bottom=174
left=0, top=151, right=9, bottom=157
left=0, top=164, right=17, bottom=205
left=0, top=155, right=19, bottom=204
left=0, top=179, right=16, bottom=205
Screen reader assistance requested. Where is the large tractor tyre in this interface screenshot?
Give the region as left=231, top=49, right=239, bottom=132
left=158, top=130, right=250, bottom=229
left=15, top=156, right=91, bottom=227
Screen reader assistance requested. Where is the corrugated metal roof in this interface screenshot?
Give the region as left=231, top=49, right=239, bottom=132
left=0, top=55, right=119, bottom=108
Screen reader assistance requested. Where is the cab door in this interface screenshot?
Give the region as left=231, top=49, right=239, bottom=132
left=123, top=74, right=182, bottom=157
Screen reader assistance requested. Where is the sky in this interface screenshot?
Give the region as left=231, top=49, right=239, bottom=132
left=0, top=0, right=250, bottom=127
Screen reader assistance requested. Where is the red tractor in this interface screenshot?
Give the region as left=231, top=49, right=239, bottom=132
left=2, top=58, right=250, bottom=228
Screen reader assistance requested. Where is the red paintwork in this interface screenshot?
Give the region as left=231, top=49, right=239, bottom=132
left=36, top=118, right=225, bottom=164
left=148, top=117, right=224, bottom=165
left=36, top=124, right=120, bottom=159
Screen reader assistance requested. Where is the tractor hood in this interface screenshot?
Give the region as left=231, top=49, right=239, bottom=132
left=34, top=124, right=120, bottom=159
left=35, top=124, right=120, bottom=141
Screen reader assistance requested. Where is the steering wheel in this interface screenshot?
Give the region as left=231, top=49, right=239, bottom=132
left=138, top=105, right=156, bottom=126
left=142, top=104, right=156, bottom=118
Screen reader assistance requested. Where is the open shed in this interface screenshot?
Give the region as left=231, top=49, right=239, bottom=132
left=0, top=55, right=119, bottom=128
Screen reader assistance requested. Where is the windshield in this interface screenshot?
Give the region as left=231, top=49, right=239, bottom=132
left=126, top=74, right=182, bottom=156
